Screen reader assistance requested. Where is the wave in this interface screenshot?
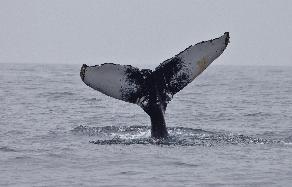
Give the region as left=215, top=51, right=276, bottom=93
left=38, top=91, right=75, bottom=99
left=244, top=112, right=272, bottom=117
left=0, top=146, right=18, bottom=152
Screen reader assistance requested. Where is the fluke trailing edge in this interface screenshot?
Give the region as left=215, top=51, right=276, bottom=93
left=80, top=32, right=230, bottom=138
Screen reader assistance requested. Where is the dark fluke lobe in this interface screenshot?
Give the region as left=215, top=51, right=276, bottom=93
left=80, top=32, right=230, bottom=138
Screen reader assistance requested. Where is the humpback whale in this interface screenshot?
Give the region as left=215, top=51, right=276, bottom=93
left=80, top=32, right=230, bottom=138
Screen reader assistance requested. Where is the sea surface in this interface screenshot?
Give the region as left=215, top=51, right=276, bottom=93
left=0, top=63, right=292, bottom=186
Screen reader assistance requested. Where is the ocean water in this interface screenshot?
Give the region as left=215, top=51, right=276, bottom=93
left=0, top=63, right=292, bottom=186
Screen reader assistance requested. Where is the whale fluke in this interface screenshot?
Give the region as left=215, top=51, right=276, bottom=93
left=80, top=32, right=230, bottom=138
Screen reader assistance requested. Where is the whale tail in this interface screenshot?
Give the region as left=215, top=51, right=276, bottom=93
left=80, top=32, right=230, bottom=138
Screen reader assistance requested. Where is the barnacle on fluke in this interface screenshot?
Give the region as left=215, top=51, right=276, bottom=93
left=80, top=32, right=230, bottom=138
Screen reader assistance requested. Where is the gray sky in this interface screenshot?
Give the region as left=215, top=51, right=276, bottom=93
left=0, top=0, right=291, bottom=67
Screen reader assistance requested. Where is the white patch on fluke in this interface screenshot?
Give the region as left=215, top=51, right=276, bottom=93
left=83, top=64, right=138, bottom=101
left=177, top=32, right=229, bottom=81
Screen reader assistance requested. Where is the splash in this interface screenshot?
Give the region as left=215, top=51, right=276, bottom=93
left=71, top=125, right=281, bottom=146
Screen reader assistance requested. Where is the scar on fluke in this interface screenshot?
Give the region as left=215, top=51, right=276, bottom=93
left=80, top=32, right=230, bottom=138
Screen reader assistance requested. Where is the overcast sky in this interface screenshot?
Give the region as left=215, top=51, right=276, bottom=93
left=0, top=0, right=291, bottom=67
